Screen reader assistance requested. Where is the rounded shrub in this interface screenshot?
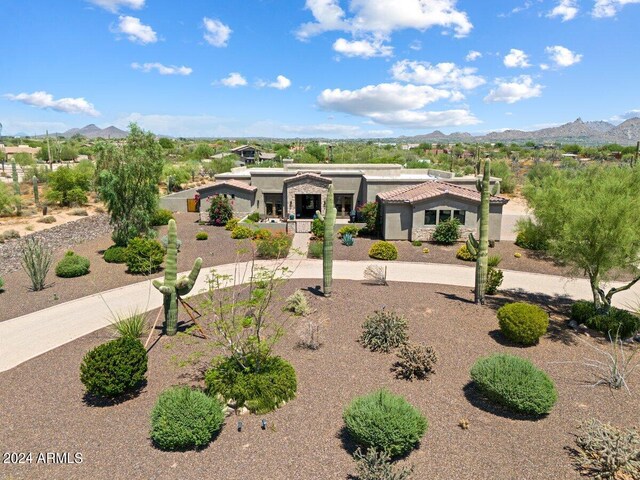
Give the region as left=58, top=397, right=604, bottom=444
left=432, top=219, right=460, bottom=245
left=456, top=244, right=476, bottom=261
left=570, top=300, right=596, bottom=324
left=205, top=355, right=297, bottom=414
left=55, top=251, right=90, bottom=278
left=586, top=308, right=640, bottom=339
left=256, top=232, right=292, bottom=259
left=0, top=276, right=4, bottom=292
left=411, top=240, right=422, bottom=247
left=343, top=389, right=427, bottom=457
left=246, top=211, right=260, bottom=223
left=470, top=353, right=557, bottom=415
left=231, top=225, right=254, bottom=239
left=252, top=228, right=272, bottom=240
left=368, top=241, right=398, bottom=261
left=360, top=308, right=408, bottom=353
left=150, top=386, right=225, bottom=451
left=103, top=245, right=128, bottom=264
left=195, top=231, right=208, bottom=241
left=311, top=218, right=324, bottom=239
left=338, top=225, right=359, bottom=238
left=497, top=302, right=549, bottom=346
left=80, top=337, right=148, bottom=398
left=208, top=195, right=233, bottom=226
left=125, top=237, right=164, bottom=274
left=224, top=218, right=239, bottom=231
left=151, top=208, right=174, bottom=227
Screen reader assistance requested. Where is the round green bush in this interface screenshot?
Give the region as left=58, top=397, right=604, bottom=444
left=343, top=389, right=427, bottom=457
left=55, top=251, right=90, bottom=278
left=586, top=308, right=640, bottom=339
left=431, top=219, right=460, bottom=244
left=570, top=300, right=596, bottom=323
left=368, top=241, right=398, bottom=261
left=224, top=218, right=239, bottom=231
left=456, top=244, right=477, bottom=261
left=252, top=228, right=272, bottom=240
left=470, top=354, right=557, bottom=415
left=205, top=355, right=297, bottom=414
left=150, top=208, right=174, bottom=227
left=231, top=225, right=254, bottom=239
left=497, top=302, right=549, bottom=346
left=125, top=237, right=164, bottom=274
left=103, top=245, right=128, bottom=264
left=80, top=337, right=148, bottom=398
left=338, top=225, right=360, bottom=238
left=195, top=231, right=208, bottom=240
left=0, top=276, right=5, bottom=292
left=150, top=386, right=225, bottom=451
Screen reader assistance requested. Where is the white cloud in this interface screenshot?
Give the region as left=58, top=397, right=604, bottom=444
left=503, top=49, right=531, bottom=68
left=115, top=16, right=157, bottom=44
left=117, top=113, right=236, bottom=137
left=547, top=0, right=579, bottom=21
left=217, top=72, right=247, bottom=88
left=465, top=50, right=482, bottom=62
left=484, top=75, right=543, bottom=104
left=409, top=40, right=422, bottom=51
left=87, top=0, right=144, bottom=13
left=203, top=17, right=232, bottom=47
left=390, top=60, right=485, bottom=90
left=270, top=75, right=292, bottom=90
left=593, top=0, right=640, bottom=17
left=540, top=63, right=550, bottom=70
left=5, top=91, right=100, bottom=116
left=333, top=37, right=393, bottom=58
left=545, top=45, right=583, bottom=67
left=609, top=109, right=640, bottom=123
left=131, top=62, right=192, bottom=75
left=317, top=82, right=479, bottom=128
left=296, top=0, right=473, bottom=40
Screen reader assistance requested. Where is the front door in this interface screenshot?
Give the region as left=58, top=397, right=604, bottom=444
left=334, top=194, right=353, bottom=217
left=296, top=194, right=321, bottom=219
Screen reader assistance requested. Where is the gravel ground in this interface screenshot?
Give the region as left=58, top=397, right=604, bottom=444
left=0, top=213, right=252, bottom=322
left=1, top=280, right=637, bottom=480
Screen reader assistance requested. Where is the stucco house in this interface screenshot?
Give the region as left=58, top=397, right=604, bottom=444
left=160, top=162, right=508, bottom=241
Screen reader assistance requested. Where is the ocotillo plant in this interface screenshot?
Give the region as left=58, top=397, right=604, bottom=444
left=32, top=176, right=39, bottom=206
left=152, top=219, right=202, bottom=336
left=316, top=184, right=337, bottom=297
left=467, top=159, right=498, bottom=304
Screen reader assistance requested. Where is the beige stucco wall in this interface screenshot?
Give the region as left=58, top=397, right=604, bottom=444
left=198, top=185, right=255, bottom=219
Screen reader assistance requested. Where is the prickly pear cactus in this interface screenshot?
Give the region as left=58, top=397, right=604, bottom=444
left=152, top=219, right=202, bottom=336
left=316, top=184, right=337, bottom=297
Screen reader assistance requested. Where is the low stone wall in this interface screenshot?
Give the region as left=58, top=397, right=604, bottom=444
left=412, top=226, right=475, bottom=242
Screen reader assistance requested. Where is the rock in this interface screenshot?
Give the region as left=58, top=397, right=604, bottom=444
left=635, top=334, right=640, bottom=343
left=577, top=324, right=588, bottom=331
left=568, top=320, right=579, bottom=330
left=223, top=406, right=234, bottom=417
left=236, top=407, right=250, bottom=416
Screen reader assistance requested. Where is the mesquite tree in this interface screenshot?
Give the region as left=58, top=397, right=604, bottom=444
left=95, top=123, right=164, bottom=246
left=524, top=165, right=640, bottom=311
left=316, top=184, right=337, bottom=297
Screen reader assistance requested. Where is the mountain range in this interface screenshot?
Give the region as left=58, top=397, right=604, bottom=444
left=59, top=124, right=129, bottom=139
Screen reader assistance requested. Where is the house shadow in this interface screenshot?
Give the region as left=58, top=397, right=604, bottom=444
left=462, top=382, right=550, bottom=422
left=82, top=381, right=147, bottom=408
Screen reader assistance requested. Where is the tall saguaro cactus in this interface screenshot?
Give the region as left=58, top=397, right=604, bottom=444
left=466, top=159, right=497, bottom=305
left=316, top=184, right=337, bottom=297
left=152, top=219, right=202, bottom=336
left=11, top=161, right=21, bottom=215
left=32, top=176, right=39, bottom=206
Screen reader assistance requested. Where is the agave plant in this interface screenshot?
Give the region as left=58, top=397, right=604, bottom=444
left=342, top=233, right=354, bottom=246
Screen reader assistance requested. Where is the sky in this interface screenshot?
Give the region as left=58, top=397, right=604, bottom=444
left=1, top=0, right=640, bottom=138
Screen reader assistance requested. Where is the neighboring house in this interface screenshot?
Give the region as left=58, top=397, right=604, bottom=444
left=0, top=144, right=41, bottom=157
left=230, top=145, right=259, bottom=164
left=377, top=181, right=508, bottom=241
left=160, top=163, right=507, bottom=240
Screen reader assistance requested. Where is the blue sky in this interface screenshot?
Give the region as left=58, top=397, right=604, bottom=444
left=2, top=0, right=639, bottom=138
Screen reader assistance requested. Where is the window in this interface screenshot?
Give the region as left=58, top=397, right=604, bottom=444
left=453, top=210, right=466, bottom=224
left=425, top=210, right=437, bottom=225
left=231, top=194, right=235, bottom=199
left=439, top=210, right=452, bottom=223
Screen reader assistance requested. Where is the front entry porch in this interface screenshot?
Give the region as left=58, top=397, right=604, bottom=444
left=295, top=194, right=321, bottom=219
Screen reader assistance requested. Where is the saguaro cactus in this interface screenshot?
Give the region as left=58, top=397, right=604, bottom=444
left=32, top=176, right=39, bottom=206
left=466, top=159, right=498, bottom=305
left=316, top=184, right=337, bottom=297
left=152, top=219, right=202, bottom=336
left=11, top=161, right=19, bottom=195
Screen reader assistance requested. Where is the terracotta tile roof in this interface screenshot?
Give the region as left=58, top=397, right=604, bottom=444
left=200, top=179, right=257, bottom=193
left=283, top=172, right=331, bottom=184
left=377, top=180, right=508, bottom=205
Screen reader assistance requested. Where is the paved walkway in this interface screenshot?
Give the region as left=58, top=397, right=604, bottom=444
left=1, top=259, right=639, bottom=372
left=288, top=232, right=311, bottom=260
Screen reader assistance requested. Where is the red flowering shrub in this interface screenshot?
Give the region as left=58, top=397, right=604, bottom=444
left=208, top=195, right=233, bottom=226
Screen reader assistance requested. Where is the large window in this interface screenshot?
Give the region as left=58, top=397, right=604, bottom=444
left=425, top=209, right=466, bottom=225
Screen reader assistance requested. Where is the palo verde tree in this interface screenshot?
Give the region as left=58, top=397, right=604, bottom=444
left=524, top=165, right=640, bottom=311
left=95, top=123, right=164, bottom=246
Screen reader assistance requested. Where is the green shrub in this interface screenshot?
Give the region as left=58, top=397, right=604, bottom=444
left=353, top=447, right=414, bottom=480
left=515, top=218, right=549, bottom=251
left=343, top=389, right=428, bottom=457
left=21, top=237, right=53, bottom=291
left=151, top=386, right=225, bottom=451
left=252, top=228, right=272, bottom=240
left=204, top=355, right=297, bottom=414
left=358, top=202, right=379, bottom=235
left=571, top=300, right=597, bottom=323
left=150, top=208, right=174, bottom=226
left=393, top=342, right=438, bottom=381
left=586, top=309, right=640, bottom=339
left=0, top=276, right=4, bottom=292
left=456, top=244, right=476, bottom=261
left=486, top=268, right=504, bottom=295
left=69, top=208, right=88, bottom=216
left=311, top=217, right=324, bottom=239
left=67, top=187, right=88, bottom=206
left=37, top=215, right=57, bottom=224
left=411, top=240, right=422, bottom=247
left=360, top=308, right=408, bottom=353
left=497, top=302, right=549, bottom=345
left=224, top=217, right=239, bottom=231
left=256, top=232, right=292, bottom=259
left=247, top=211, right=260, bottom=222
left=103, top=245, right=128, bottom=263
left=284, top=290, right=310, bottom=316
left=231, top=225, right=254, bottom=239
left=208, top=195, right=233, bottom=226
left=195, top=231, right=208, bottom=240
left=125, top=237, right=164, bottom=274
left=55, top=251, right=91, bottom=278
left=432, top=219, right=460, bottom=245
left=308, top=240, right=323, bottom=258
left=109, top=310, right=148, bottom=339
left=368, top=241, right=398, bottom=261
left=470, top=354, right=558, bottom=415
left=338, top=225, right=359, bottom=238
left=80, top=337, right=148, bottom=398
left=488, top=254, right=502, bottom=267
left=2, top=229, right=21, bottom=241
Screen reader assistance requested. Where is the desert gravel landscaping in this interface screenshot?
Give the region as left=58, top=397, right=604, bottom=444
left=1, top=280, right=637, bottom=480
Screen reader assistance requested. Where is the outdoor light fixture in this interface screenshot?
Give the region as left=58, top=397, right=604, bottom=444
left=237, top=421, right=243, bottom=432
left=261, top=419, right=267, bottom=430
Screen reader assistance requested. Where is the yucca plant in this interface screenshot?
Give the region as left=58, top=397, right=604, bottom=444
left=21, top=237, right=53, bottom=291
left=109, top=309, right=149, bottom=339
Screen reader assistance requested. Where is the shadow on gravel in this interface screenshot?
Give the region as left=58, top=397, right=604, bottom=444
left=305, top=285, right=324, bottom=297
left=436, top=291, right=475, bottom=304
left=82, top=381, right=147, bottom=407
left=462, top=382, right=549, bottom=422
left=337, top=426, right=420, bottom=461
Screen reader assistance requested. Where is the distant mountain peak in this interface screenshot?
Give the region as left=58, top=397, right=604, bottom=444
left=61, top=124, right=128, bottom=139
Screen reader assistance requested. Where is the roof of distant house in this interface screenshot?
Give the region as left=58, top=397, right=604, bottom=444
left=230, top=145, right=256, bottom=153
left=199, top=179, right=257, bottom=193
left=377, top=180, right=508, bottom=205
